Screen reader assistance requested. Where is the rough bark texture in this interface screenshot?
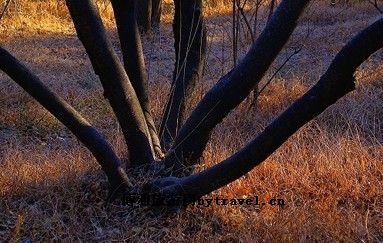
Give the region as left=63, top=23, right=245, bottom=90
left=111, top=0, right=163, bottom=159
left=149, top=17, right=383, bottom=202
left=159, top=0, right=206, bottom=151
left=66, top=0, right=155, bottom=166
left=163, top=0, right=309, bottom=172
left=0, top=47, right=131, bottom=194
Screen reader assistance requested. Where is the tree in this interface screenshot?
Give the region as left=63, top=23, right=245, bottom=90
left=0, top=0, right=382, bottom=208
left=135, top=0, right=162, bottom=32
left=159, top=0, right=206, bottom=151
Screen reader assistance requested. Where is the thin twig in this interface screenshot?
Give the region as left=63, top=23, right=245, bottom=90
left=368, top=0, right=383, bottom=14
left=258, top=47, right=302, bottom=96
left=236, top=0, right=255, bottom=44
left=0, top=0, right=12, bottom=22
left=232, top=0, right=237, bottom=66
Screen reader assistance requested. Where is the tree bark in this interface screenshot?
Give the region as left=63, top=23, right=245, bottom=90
left=148, top=17, right=383, bottom=202
left=0, top=47, right=131, bottom=195
left=159, top=0, right=206, bottom=151
left=163, top=0, right=310, bottom=172
left=111, top=0, right=163, bottom=159
left=66, top=0, right=155, bottom=166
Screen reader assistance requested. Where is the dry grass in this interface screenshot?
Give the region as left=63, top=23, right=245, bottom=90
left=0, top=0, right=383, bottom=241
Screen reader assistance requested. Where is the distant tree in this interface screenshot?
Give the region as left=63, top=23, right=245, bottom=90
left=0, top=0, right=382, bottom=209
left=135, top=0, right=162, bottom=32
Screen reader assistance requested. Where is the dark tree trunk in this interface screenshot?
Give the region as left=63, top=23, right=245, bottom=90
left=163, top=0, right=309, bottom=172
left=111, top=0, right=163, bottom=159
left=148, top=17, right=383, bottom=203
left=159, top=0, right=207, bottom=151
left=0, top=47, right=131, bottom=195
left=136, top=0, right=151, bottom=32
left=135, top=0, right=162, bottom=32
left=66, top=0, right=155, bottom=166
left=2, top=0, right=382, bottom=211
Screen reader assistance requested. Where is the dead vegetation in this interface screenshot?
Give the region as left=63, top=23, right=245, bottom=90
left=0, top=0, right=382, bottom=241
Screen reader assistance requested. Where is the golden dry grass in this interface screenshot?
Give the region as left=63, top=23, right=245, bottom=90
left=0, top=0, right=383, bottom=241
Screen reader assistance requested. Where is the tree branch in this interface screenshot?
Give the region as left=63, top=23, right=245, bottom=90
left=149, top=17, right=383, bottom=202
left=159, top=0, right=207, bottom=151
left=368, top=0, right=383, bottom=14
left=163, top=0, right=310, bottom=172
left=110, top=0, right=163, bottom=159
left=0, top=0, right=12, bottom=21
left=0, top=47, right=131, bottom=195
left=65, top=0, right=155, bottom=166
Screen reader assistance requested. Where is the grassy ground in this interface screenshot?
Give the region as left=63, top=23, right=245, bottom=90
left=0, top=0, right=382, bottom=241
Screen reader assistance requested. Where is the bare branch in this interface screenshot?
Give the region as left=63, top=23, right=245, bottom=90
left=368, top=0, right=383, bottom=14
left=149, top=17, right=383, bottom=201
left=65, top=0, right=155, bottom=166
left=233, top=0, right=238, bottom=66
left=236, top=0, right=256, bottom=44
left=163, top=0, right=310, bottom=173
left=0, top=47, right=131, bottom=195
left=249, top=46, right=302, bottom=109
left=0, top=0, right=11, bottom=21
left=260, top=47, right=302, bottom=94
left=110, top=0, right=163, bottom=159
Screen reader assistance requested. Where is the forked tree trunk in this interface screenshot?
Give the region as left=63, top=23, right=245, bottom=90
left=148, top=17, right=383, bottom=204
left=0, top=0, right=381, bottom=209
left=163, top=0, right=309, bottom=172
left=66, top=0, right=155, bottom=166
left=159, top=0, right=207, bottom=150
